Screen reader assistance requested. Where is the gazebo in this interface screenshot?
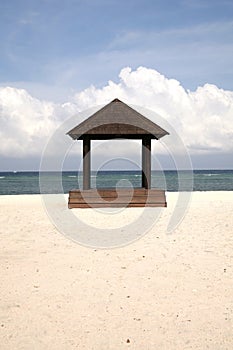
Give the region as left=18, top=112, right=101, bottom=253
left=67, top=98, right=169, bottom=208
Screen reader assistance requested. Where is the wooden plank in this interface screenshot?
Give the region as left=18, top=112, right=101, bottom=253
left=68, top=196, right=166, bottom=204
left=69, top=197, right=165, bottom=203
left=70, top=197, right=163, bottom=201
left=68, top=202, right=167, bottom=208
left=69, top=188, right=165, bottom=197
left=68, top=188, right=167, bottom=208
left=77, top=134, right=158, bottom=140
left=69, top=194, right=165, bottom=201
left=69, top=190, right=165, bottom=198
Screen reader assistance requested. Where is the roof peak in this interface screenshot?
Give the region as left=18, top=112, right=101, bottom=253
left=111, top=98, right=121, bottom=103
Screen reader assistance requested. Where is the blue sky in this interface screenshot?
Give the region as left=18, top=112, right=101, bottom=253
left=0, top=0, right=233, bottom=171
left=1, top=0, right=233, bottom=100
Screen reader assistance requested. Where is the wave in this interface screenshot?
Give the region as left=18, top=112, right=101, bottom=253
left=0, top=176, right=5, bottom=179
left=203, top=174, right=221, bottom=177
left=68, top=175, right=77, bottom=178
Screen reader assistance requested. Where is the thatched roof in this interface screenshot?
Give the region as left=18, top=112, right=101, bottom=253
left=67, top=98, right=169, bottom=140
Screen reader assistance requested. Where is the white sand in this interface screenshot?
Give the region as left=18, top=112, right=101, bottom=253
left=0, top=192, right=233, bottom=349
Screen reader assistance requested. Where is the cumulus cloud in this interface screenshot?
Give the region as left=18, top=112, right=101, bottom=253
left=72, top=67, right=233, bottom=154
left=0, top=87, right=76, bottom=157
left=0, top=66, right=233, bottom=160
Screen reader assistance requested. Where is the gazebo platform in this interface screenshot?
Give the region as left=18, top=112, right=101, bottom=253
left=68, top=188, right=167, bottom=208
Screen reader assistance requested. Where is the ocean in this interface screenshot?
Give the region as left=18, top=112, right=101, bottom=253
left=0, top=170, right=232, bottom=195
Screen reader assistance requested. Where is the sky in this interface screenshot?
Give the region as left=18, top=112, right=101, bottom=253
left=0, top=0, right=233, bottom=170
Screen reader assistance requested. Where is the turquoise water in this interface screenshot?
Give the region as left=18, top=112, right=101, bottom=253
left=0, top=170, right=232, bottom=195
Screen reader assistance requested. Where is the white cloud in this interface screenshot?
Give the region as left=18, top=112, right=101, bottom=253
left=72, top=67, right=233, bottom=154
left=0, top=87, right=74, bottom=157
left=0, top=67, right=233, bottom=161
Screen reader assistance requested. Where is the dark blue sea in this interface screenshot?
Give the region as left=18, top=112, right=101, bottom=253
left=0, top=170, right=232, bottom=195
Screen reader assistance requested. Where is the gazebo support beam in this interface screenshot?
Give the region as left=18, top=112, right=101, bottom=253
left=142, top=136, right=151, bottom=189
left=83, top=136, right=91, bottom=190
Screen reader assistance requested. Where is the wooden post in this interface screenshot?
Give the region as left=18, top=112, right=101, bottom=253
left=83, top=136, right=91, bottom=190
left=142, top=136, right=151, bottom=189
left=142, top=138, right=145, bottom=188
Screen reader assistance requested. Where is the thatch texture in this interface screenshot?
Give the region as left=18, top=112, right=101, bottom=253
left=67, top=98, right=169, bottom=140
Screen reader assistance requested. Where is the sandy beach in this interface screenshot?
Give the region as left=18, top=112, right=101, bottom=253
left=0, top=191, right=232, bottom=349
